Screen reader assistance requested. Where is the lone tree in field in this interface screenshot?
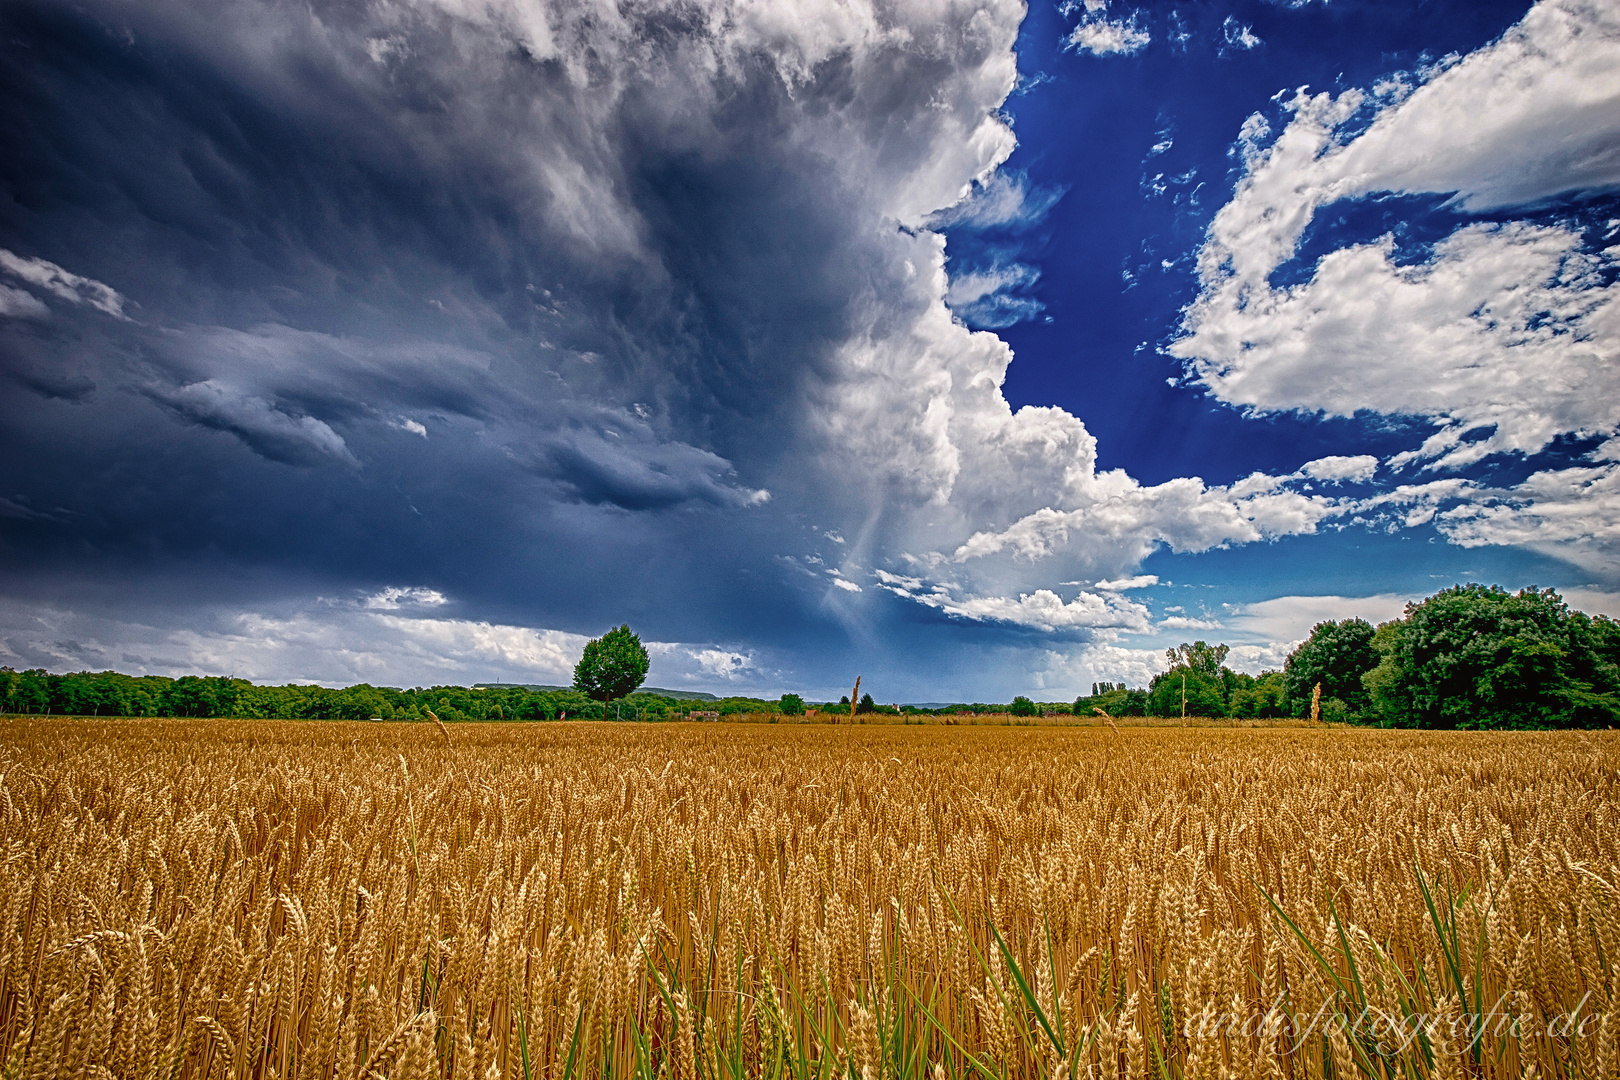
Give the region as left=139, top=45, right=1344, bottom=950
left=573, top=625, right=650, bottom=703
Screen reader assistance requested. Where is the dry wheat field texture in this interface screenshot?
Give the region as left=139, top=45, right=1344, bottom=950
left=1, top=719, right=1616, bottom=1080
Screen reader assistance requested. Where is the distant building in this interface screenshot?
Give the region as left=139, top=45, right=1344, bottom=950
left=690, top=711, right=719, bottom=722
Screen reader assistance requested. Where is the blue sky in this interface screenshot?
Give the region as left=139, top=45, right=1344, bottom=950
left=1, top=0, right=1616, bottom=701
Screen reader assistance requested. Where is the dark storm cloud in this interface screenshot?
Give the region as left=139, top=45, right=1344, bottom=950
left=6, top=0, right=1350, bottom=697
left=0, top=0, right=1021, bottom=670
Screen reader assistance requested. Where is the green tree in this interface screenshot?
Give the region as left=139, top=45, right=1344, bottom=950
left=1364, top=585, right=1620, bottom=729
left=779, top=693, right=805, bottom=715
left=856, top=692, right=876, bottom=714
left=572, top=625, right=651, bottom=703
left=1148, top=667, right=1225, bottom=718
left=1166, top=641, right=1229, bottom=676
left=1284, top=618, right=1378, bottom=718
left=1228, top=671, right=1287, bottom=718
left=1149, top=641, right=1232, bottom=717
left=1008, top=695, right=1037, bottom=717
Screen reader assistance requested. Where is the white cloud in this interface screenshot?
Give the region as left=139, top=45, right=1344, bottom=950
left=1174, top=2, right=1620, bottom=464
left=1044, top=641, right=1165, bottom=689
left=1170, top=0, right=1620, bottom=570
left=945, top=262, right=1039, bottom=307
left=1436, top=462, right=1620, bottom=575
left=369, top=614, right=587, bottom=676
left=692, top=648, right=754, bottom=680
left=1224, top=592, right=1414, bottom=650
left=363, top=586, right=449, bottom=609
left=1179, top=221, right=1620, bottom=469
left=1221, top=16, right=1261, bottom=51
left=1559, top=587, right=1620, bottom=618
left=830, top=576, right=863, bottom=593
left=1211, top=584, right=1620, bottom=673
left=1225, top=642, right=1294, bottom=674
left=0, top=591, right=798, bottom=691
left=1094, top=574, right=1159, bottom=591
left=0, top=597, right=591, bottom=686
left=1300, top=455, right=1379, bottom=483
left=944, top=468, right=1343, bottom=565
left=0, top=283, right=48, bottom=319
left=945, top=260, right=1044, bottom=327
left=0, top=248, right=128, bottom=318
left=876, top=570, right=1151, bottom=633
left=927, top=171, right=1065, bottom=231
left=1159, top=615, right=1222, bottom=630
left=1067, top=16, right=1150, bottom=57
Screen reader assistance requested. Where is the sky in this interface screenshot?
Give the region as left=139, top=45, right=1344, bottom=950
left=1, top=0, right=1617, bottom=702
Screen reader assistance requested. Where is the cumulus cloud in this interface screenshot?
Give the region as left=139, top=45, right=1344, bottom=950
left=692, top=648, right=754, bottom=680
left=2, top=0, right=1611, bottom=704
left=1172, top=0, right=1620, bottom=567
left=1175, top=1, right=1620, bottom=461
left=944, top=468, right=1342, bottom=564
left=876, top=570, right=1151, bottom=633
left=1299, top=455, right=1379, bottom=483
left=1437, top=462, right=1620, bottom=575
left=1179, top=221, right=1619, bottom=469
left=1041, top=641, right=1165, bottom=688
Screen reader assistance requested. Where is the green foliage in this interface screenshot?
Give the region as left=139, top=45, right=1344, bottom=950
left=1166, top=640, right=1229, bottom=677
left=1072, top=685, right=1147, bottom=716
left=0, top=667, right=621, bottom=722
left=1283, top=617, right=1378, bottom=718
left=778, top=693, right=804, bottom=715
left=1008, top=695, right=1037, bottom=717
left=572, top=624, right=651, bottom=704
left=856, top=692, right=876, bottom=714
left=1362, top=584, right=1620, bottom=729
left=1147, top=641, right=1234, bottom=718
left=716, top=696, right=778, bottom=715
left=1148, top=665, right=1226, bottom=718
left=1227, top=670, right=1287, bottom=719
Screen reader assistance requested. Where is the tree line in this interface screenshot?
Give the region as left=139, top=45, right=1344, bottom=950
left=0, top=669, right=751, bottom=722
left=1076, top=583, right=1620, bottom=728
left=6, top=585, right=1613, bottom=728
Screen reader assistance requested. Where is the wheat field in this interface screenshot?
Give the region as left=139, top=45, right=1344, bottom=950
left=0, top=719, right=1614, bottom=1079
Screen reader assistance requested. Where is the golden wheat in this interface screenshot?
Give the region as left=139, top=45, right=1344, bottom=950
left=0, top=719, right=1614, bottom=1079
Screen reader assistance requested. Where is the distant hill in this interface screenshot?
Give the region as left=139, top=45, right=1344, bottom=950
left=475, top=683, right=720, bottom=702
